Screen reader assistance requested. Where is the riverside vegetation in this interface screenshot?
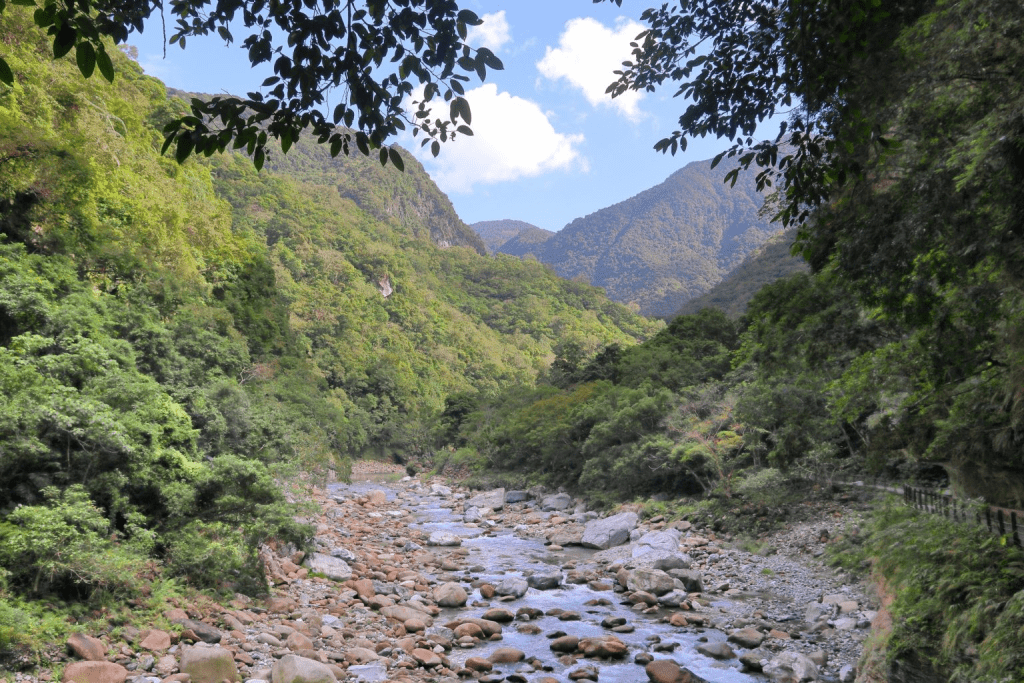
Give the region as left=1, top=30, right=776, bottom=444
left=4, top=0, right=1024, bottom=681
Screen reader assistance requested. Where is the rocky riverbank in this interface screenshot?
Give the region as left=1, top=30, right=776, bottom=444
left=18, top=475, right=876, bottom=683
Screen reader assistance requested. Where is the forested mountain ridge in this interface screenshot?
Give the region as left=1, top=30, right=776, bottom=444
left=484, top=157, right=775, bottom=317
left=674, top=229, right=809, bottom=318
left=0, top=7, right=659, bottom=623
left=472, top=219, right=550, bottom=254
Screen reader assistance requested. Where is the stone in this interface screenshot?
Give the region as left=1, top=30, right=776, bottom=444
left=695, top=642, right=734, bottom=660
left=271, top=655, right=337, bottom=683
left=581, top=512, right=639, bottom=549
left=353, top=578, right=375, bottom=599
left=667, top=568, right=704, bottom=593
left=579, top=636, right=628, bottom=659
left=464, top=657, right=492, bottom=672
left=839, top=664, right=856, bottom=683
left=728, top=627, right=765, bottom=649
left=657, top=590, right=690, bottom=608
left=346, top=663, right=387, bottom=683
left=526, top=569, right=562, bottom=590
left=626, top=568, right=676, bottom=596
left=550, top=636, right=579, bottom=653
left=763, top=651, right=819, bottom=683
left=481, top=608, right=515, bottom=623
left=540, top=493, right=573, bottom=511
left=427, top=531, right=462, bottom=547
left=365, top=490, right=387, bottom=505
left=487, top=648, right=525, bottom=664
left=180, top=647, right=238, bottom=683
left=178, top=621, right=223, bottom=645
left=504, top=491, right=531, bottom=503
left=568, top=664, right=599, bottom=680
left=466, top=489, right=505, bottom=512
left=403, top=618, right=427, bottom=633
left=645, top=660, right=711, bottom=683
left=669, top=612, right=688, bottom=627
left=410, top=649, right=442, bottom=668
left=493, top=577, right=529, bottom=598
left=67, top=634, right=108, bottom=662
left=154, top=655, right=177, bottom=676
left=302, top=553, right=352, bottom=581
left=344, top=648, right=379, bottom=665
left=433, top=582, right=469, bottom=607
left=266, top=597, right=297, bottom=614
left=285, top=632, right=314, bottom=651
left=633, top=529, right=682, bottom=554
left=739, top=650, right=766, bottom=672
left=63, top=662, right=127, bottom=683
left=453, top=623, right=484, bottom=639
left=381, top=605, right=433, bottom=626
left=463, top=507, right=482, bottom=523
left=139, top=631, right=172, bottom=652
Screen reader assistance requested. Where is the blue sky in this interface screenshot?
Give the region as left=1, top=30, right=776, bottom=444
left=131, top=1, right=778, bottom=232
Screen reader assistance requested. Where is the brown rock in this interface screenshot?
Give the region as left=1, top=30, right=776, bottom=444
left=154, top=655, right=178, bottom=676
left=463, top=657, right=492, bottom=672
left=353, top=578, right=375, bottom=599
left=139, top=630, right=172, bottom=652
left=67, top=634, right=107, bottom=662
left=645, top=660, right=712, bottom=683
left=411, top=648, right=441, bottom=668
left=266, top=596, right=298, bottom=614
left=453, top=623, right=484, bottom=639
left=550, top=636, right=580, bottom=653
left=669, top=613, right=689, bottom=627
left=481, top=607, right=515, bottom=623
left=62, top=662, right=127, bottom=683
left=343, top=647, right=378, bottom=665
left=479, top=584, right=495, bottom=599
left=159, top=675, right=190, bottom=683
left=487, top=647, right=525, bottom=664
left=403, top=618, right=426, bottom=633
left=285, top=632, right=314, bottom=651
left=728, top=627, right=764, bottom=649
left=163, top=609, right=190, bottom=623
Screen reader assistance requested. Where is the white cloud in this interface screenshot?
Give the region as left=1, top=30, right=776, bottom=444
left=536, top=17, right=645, bottom=121
left=411, top=83, right=585, bottom=193
left=466, top=11, right=511, bottom=52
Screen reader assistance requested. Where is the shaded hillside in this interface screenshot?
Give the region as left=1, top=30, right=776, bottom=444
left=472, top=219, right=547, bottom=253
left=499, top=158, right=775, bottom=316
left=497, top=225, right=556, bottom=258
left=674, top=229, right=808, bottom=318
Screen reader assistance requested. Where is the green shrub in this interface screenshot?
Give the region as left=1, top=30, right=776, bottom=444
left=0, top=486, right=149, bottom=600
left=162, top=521, right=254, bottom=592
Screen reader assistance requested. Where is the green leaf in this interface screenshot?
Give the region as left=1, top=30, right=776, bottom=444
left=456, top=125, right=473, bottom=136
left=0, top=57, right=12, bottom=86
left=75, top=42, right=96, bottom=78
left=281, top=132, right=292, bottom=154
left=253, top=147, right=265, bottom=170
left=430, top=140, right=440, bottom=156
left=175, top=135, right=194, bottom=163
left=53, top=24, right=76, bottom=59
left=161, top=133, right=176, bottom=156
left=387, top=147, right=404, bottom=171
left=379, top=148, right=388, bottom=166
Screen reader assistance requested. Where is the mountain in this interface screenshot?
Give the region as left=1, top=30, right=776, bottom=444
left=490, top=157, right=776, bottom=317
left=472, top=219, right=548, bottom=253
left=674, top=229, right=809, bottom=318
left=496, top=225, right=556, bottom=258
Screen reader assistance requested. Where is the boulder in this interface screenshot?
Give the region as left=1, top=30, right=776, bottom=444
left=346, top=662, right=387, bottom=683
left=696, top=642, right=735, bottom=659
left=176, top=620, right=223, bottom=645
left=285, top=632, right=314, bottom=651
left=180, top=646, right=238, bottom=683
left=728, top=627, right=765, bottom=649
left=540, top=493, right=573, bottom=511
left=526, top=569, right=562, bottom=590
left=631, top=548, right=693, bottom=571
left=138, top=630, right=171, bottom=652
left=466, top=489, right=505, bottom=512
left=667, top=568, right=704, bottom=593
left=633, top=529, right=681, bottom=553
left=463, top=506, right=482, bottom=523
left=581, top=512, right=638, bottom=549
left=487, top=648, right=525, bottom=664
left=62, top=662, right=127, bottom=683
left=626, top=568, right=676, bottom=596
left=505, top=490, right=531, bottom=503
left=763, top=651, right=819, bottom=683
left=411, top=648, right=442, bottom=667
left=493, top=577, right=529, bottom=598
left=432, top=582, right=468, bottom=608
left=381, top=605, right=433, bottom=626
left=272, top=655, right=337, bottom=683
left=303, top=553, right=352, bottom=581
left=427, top=531, right=462, bottom=547
left=645, top=660, right=711, bottom=683
left=67, top=634, right=107, bottom=662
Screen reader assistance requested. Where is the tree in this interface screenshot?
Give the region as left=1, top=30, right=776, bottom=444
left=0, top=0, right=502, bottom=168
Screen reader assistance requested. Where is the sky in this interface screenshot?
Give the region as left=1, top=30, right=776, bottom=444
left=130, top=1, right=778, bottom=232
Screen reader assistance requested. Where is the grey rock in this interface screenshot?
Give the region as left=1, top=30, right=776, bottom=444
left=329, top=547, right=356, bottom=562
left=463, top=506, right=482, bottom=523
left=347, top=663, right=387, bottom=683
left=666, top=568, right=704, bottom=593
left=656, top=589, right=690, bottom=607
left=433, top=582, right=469, bottom=607
left=625, top=568, right=675, bottom=596
left=428, top=531, right=463, bottom=546
left=466, top=489, right=505, bottom=512
left=526, top=569, right=562, bottom=590
left=581, top=512, right=639, bottom=549
left=493, top=577, right=529, bottom=598
left=696, top=641, right=735, bottom=660
left=763, top=651, right=819, bottom=683
left=505, top=490, right=531, bottom=503
left=540, top=493, right=573, bottom=511
left=177, top=620, right=223, bottom=645
left=303, top=553, right=353, bottom=581
left=180, top=646, right=237, bottom=683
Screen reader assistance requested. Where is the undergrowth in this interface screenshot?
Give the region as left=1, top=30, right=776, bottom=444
left=829, top=498, right=1024, bottom=683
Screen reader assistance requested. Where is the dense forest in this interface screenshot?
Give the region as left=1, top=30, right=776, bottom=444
left=3, top=0, right=1024, bottom=679
left=0, top=5, right=658, bottom=651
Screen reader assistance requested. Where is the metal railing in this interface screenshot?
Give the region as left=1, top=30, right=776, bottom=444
left=903, top=485, right=1023, bottom=548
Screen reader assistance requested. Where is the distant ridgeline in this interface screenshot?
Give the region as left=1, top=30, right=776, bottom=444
left=474, top=157, right=780, bottom=317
